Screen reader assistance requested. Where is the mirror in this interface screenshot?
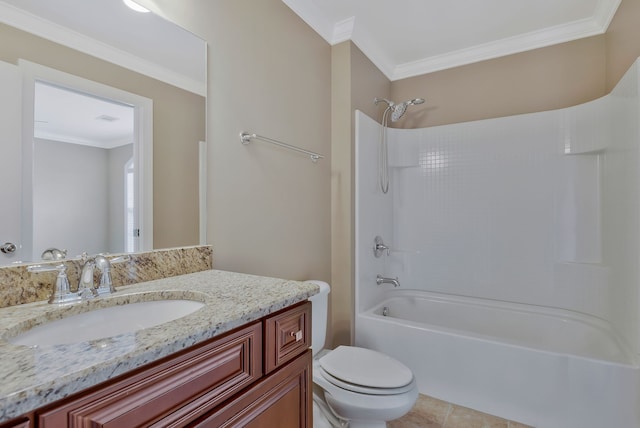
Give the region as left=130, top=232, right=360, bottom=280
left=0, top=0, right=207, bottom=265
left=24, top=66, right=151, bottom=260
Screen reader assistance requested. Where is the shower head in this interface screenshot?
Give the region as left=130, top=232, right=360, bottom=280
left=374, top=96, right=425, bottom=122
left=390, top=103, right=407, bottom=122
left=390, top=98, right=425, bottom=121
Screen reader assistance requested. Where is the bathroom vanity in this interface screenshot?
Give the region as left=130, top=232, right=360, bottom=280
left=0, top=269, right=317, bottom=427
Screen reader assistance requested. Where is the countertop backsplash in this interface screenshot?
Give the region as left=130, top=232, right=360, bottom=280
left=0, top=246, right=213, bottom=308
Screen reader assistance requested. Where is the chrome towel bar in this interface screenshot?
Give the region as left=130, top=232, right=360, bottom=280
left=239, top=132, right=324, bottom=163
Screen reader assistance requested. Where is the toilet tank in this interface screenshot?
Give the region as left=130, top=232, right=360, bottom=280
left=306, top=280, right=330, bottom=355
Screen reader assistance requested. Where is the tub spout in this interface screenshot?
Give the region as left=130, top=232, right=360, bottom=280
left=376, top=275, right=400, bottom=287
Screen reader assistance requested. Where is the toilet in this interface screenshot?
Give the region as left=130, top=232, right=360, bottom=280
left=308, top=280, right=418, bottom=428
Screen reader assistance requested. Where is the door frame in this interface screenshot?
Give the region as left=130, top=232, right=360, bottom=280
left=19, top=60, right=153, bottom=260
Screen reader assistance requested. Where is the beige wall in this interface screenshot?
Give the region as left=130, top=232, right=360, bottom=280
left=327, top=0, right=640, bottom=344
left=0, top=23, right=205, bottom=250
left=330, top=42, right=354, bottom=347
left=391, top=35, right=607, bottom=128
left=147, top=0, right=332, bottom=283
left=5, top=0, right=637, bottom=347
left=391, top=0, right=640, bottom=129
left=330, top=42, right=391, bottom=346
left=143, top=0, right=640, bottom=348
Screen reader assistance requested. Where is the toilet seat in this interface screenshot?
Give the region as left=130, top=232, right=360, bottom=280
left=318, top=366, right=416, bottom=395
left=318, top=346, right=414, bottom=395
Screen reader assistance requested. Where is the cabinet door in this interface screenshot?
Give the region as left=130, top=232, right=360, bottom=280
left=193, top=349, right=312, bottom=428
left=38, top=323, right=262, bottom=428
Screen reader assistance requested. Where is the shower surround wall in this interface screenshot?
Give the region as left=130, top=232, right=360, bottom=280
left=357, top=60, right=640, bottom=355
left=355, top=60, right=640, bottom=426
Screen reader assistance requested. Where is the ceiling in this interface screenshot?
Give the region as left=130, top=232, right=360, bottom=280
left=283, top=0, right=621, bottom=81
left=0, top=0, right=622, bottom=142
left=1, top=0, right=621, bottom=87
left=0, top=0, right=206, bottom=95
left=34, top=82, right=134, bottom=149
left=0, top=0, right=205, bottom=145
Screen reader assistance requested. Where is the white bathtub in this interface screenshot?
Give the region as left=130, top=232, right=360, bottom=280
left=355, top=290, right=640, bottom=428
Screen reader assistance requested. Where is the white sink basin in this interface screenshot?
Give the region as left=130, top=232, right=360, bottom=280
left=8, top=300, right=205, bottom=347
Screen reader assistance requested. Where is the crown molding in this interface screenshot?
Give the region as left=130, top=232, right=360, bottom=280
left=281, top=0, right=335, bottom=43
left=283, top=0, right=621, bottom=81
left=34, top=131, right=132, bottom=149
left=332, top=17, right=355, bottom=44
left=593, top=0, right=622, bottom=29
left=350, top=23, right=395, bottom=79
left=0, top=2, right=205, bottom=96
left=392, top=16, right=606, bottom=80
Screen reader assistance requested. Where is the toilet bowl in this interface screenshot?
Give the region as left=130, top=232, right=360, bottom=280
left=307, top=281, right=418, bottom=428
left=313, top=347, right=418, bottom=427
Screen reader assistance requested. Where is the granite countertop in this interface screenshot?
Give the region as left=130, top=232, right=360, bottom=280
left=0, top=269, right=319, bottom=422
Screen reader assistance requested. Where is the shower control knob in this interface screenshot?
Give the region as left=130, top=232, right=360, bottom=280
left=373, top=236, right=390, bottom=257
left=1, top=242, right=16, bottom=254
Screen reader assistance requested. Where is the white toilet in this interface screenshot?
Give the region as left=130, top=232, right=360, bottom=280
left=308, top=281, right=418, bottom=428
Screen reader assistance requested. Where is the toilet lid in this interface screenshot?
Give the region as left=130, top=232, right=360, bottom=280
left=318, top=366, right=416, bottom=395
left=318, top=346, right=413, bottom=389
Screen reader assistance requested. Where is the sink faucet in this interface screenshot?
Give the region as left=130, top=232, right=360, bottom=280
left=80, top=253, right=130, bottom=297
left=376, top=275, right=400, bottom=287
left=94, top=254, right=129, bottom=296
left=27, top=263, right=94, bottom=304
left=28, top=253, right=130, bottom=304
left=78, top=254, right=99, bottom=299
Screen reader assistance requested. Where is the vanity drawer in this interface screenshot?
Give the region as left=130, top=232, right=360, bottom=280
left=37, top=322, right=262, bottom=428
left=264, top=301, right=311, bottom=373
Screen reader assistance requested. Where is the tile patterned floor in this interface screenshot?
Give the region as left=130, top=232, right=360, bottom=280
left=387, top=394, right=534, bottom=428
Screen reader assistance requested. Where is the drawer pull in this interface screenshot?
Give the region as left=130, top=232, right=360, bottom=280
left=290, top=330, right=303, bottom=342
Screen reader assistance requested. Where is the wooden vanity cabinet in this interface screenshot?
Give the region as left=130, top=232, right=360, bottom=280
left=2, top=301, right=311, bottom=428
left=189, top=300, right=312, bottom=428
left=38, top=322, right=263, bottom=428
left=264, top=302, right=312, bottom=374
left=192, top=350, right=311, bottom=427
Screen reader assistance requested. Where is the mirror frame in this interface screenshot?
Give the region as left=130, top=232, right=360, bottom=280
left=19, top=59, right=153, bottom=260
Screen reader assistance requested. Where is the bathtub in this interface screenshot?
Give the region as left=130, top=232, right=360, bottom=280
left=355, top=290, right=640, bottom=428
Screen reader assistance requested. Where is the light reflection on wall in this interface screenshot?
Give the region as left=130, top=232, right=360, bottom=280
left=419, top=149, right=449, bottom=171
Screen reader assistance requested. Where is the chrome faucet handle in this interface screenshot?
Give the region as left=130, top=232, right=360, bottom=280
left=94, top=255, right=130, bottom=296
left=373, top=236, right=390, bottom=258
left=108, top=255, right=131, bottom=265
left=28, top=263, right=81, bottom=304
left=77, top=256, right=98, bottom=299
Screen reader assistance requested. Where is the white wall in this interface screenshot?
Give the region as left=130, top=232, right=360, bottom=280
left=355, top=111, right=394, bottom=314
left=356, top=60, right=640, bottom=354
left=604, top=61, right=640, bottom=355
left=33, top=139, right=109, bottom=258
